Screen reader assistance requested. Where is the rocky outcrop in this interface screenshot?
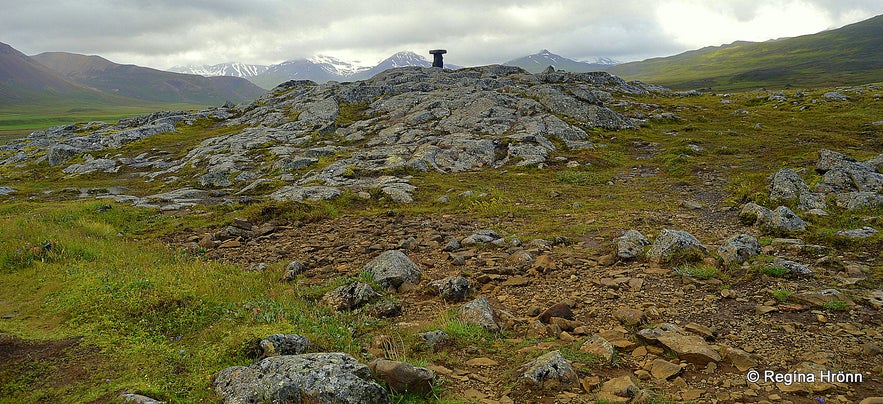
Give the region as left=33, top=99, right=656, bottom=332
left=0, top=66, right=659, bottom=208
left=322, top=282, right=381, bottom=311
left=645, top=229, right=707, bottom=264
left=614, top=229, right=650, bottom=260
left=458, top=297, right=501, bottom=334
left=259, top=334, right=310, bottom=358
left=214, top=353, right=390, bottom=404
left=718, top=234, right=761, bottom=265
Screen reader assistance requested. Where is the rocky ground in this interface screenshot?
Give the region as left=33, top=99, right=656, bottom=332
left=172, top=190, right=882, bottom=403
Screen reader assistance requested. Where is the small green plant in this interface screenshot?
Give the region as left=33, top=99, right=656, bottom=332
left=762, top=266, right=789, bottom=278
left=822, top=300, right=849, bottom=311
left=677, top=264, right=719, bottom=280
left=556, top=170, right=609, bottom=186
left=771, top=288, right=793, bottom=302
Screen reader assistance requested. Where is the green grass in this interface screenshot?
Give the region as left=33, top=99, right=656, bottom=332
left=821, top=300, right=850, bottom=311
left=677, top=264, right=720, bottom=280
left=0, top=103, right=205, bottom=134
left=762, top=266, right=790, bottom=278
left=771, top=289, right=793, bottom=303
left=0, top=200, right=377, bottom=402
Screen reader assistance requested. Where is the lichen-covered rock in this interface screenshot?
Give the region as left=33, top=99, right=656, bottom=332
left=718, top=234, right=761, bottom=265
left=458, top=297, right=500, bottom=334
left=460, top=230, right=503, bottom=246
left=259, top=334, right=309, bottom=358
left=740, top=202, right=772, bottom=225
left=769, top=168, right=809, bottom=201
left=836, top=226, right=878, bottom=239
left=519, top=350, right=578, bottom=390
left=772, top=258, right=812, bottom=276
left=322, top=282, right=381, bottom=311
left=0, top=186, right=17, bottom=196
left=214, top=353, right=390, bottom=404
left=766, top=206, right=807, bottom=232
left=271, top=185, right=342, bottom=202
left=646, top=229, right=707, bottom=264
left=417, top=330, right=451, bottom=351
left=429, top=276, right=472, bottom=302
left=362, top=250, right=421, bottom=290
left=615, top=230, right=650, bottom=260
left=834, top=192, right=883, bottom=210
left=47, top=144, right=82, bottom=166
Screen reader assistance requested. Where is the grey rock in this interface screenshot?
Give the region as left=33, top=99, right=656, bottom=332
left=615, top=229, right=650, bottom=260
left=740, top=202, right=773, bottom=225
left=718, top=234, right=761, bottom=265
left=797, top=192, right=827, bottom=210
left=773, top=258, right=813, bottom=276
left=274, top=156, right=318, bottom=171
left=0, top=186, right=16, bottom=196
left=214, top=353, right=390, bottom=404
left=461, top=229, right=503, bottom=246
left=47, top=144, right=82, bottom=166
left=442, top=238, right=460, bottom=252
left=198, top=171, right=234, bottom=188
left=363, top=250, right=421, bottom=290
left=283, top=261, right=307, bottom=281
left=458, top=297, right=500, bottom=334
left=429, top=276, right=473, bottom=302
left=260, top=334, right=310, bottom=357
left=120, top=393, right=163, bottom=404
left=579, top=335, right=617, bottom=364
left=365, top=300, right=403, bottom=318
left=836, top=226, right=878, bottom=239
left=646, top=229, right=707, bottom=264
left=766, top=206, right=807, bottom=232
left=866, top=153, right=883, bottom=172
left=368, top=358, right=435, bottom=394
left=769, top=168, right=809, bottom=201
left=271, top=185, right=342, bottom=202
left=816, top=149, right=858, bottom=173
left=418, top=330, right=451, bottom=351
left=822, top=91, right=847, bottom=101
left=792, top=288, right=853, bottom=307
left=834, top=192, right=883, bottom=210
left=322, top=282, right=381, bottom=311
left=519, top=350, right=578, bottom=390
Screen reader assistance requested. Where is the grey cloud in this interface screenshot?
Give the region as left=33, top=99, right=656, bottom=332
left=1, top=0, right=880, bottom=68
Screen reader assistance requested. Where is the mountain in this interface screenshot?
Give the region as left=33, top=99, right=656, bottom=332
left=249, top=51, right=455, bottom=89
left=605, top=14, right=883, bottom=90
left=505, top=50, right=615, bottom=73
left=168, top=62, right=269, bottom=79
left=31, top=52, right=265, bottom=105
left=0, top=42, right=126, bottom=107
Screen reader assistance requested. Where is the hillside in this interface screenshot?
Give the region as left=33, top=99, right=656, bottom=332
left=31, top=52, right=265, bottom=105
left=505, top=50, right=615, bottom=73
left=606, top=14, right=883, bottom=90
left=0, top=42, right=128, bottom=107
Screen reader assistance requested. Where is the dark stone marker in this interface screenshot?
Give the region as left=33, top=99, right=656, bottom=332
left=429, top=49, right=447, bottom=68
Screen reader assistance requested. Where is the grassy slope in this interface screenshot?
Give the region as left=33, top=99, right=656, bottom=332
left=0, top=85, right=881, bottom=402
left=606, top=15, right=883, bottom=90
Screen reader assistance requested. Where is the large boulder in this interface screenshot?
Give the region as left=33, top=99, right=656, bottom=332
left=429, top=276, right=472, bottom=302
left=614, top=230, right=650, bottom=260
left=458, top=297, right=500, bottom=334
left=363, top=250, right=422, bottom=290
left=322, top=282, right=381, bottom=311
left=214, top=353, right=390, bottom=404
left=717, top=234, right=761, bottom=265
left=769, top=168, right=809, bottom=202
left=645, top=229, right=707, bottom=264
left=519, top=350, right=578, bottom=390
left=259, top=334, right=310, bottom=358
left=46, top=144, right=82, bottom=166
left=638, top=323, right=721, bottom=365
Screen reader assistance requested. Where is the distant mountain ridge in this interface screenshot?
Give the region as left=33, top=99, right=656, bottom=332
left=168, top=62, right=269, bottom=79
left=605, top=14, right=883, bottom=90
left=183, top=51, right=465, bottom=89
left=31, top=52, right=265, bottom=105
left=504, top=50, right=617, bottom=73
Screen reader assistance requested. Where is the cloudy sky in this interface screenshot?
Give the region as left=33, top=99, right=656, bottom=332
left=2, top=0, right=881, bottom=69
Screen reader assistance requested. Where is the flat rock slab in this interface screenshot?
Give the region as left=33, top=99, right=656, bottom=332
left=214, top=353, right=390, bottom=404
